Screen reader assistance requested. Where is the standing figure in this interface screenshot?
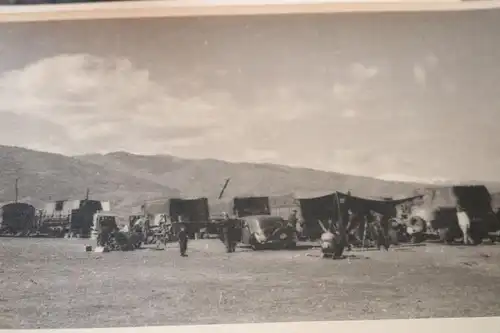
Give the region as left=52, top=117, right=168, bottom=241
left=457, top=205, right=473, bottom=245
left=143, top=217, right=151, bottom=244
left=221, top=212, right=234, bottom=253
left=369, top=211, right=390, bottom=251
left=287, top=210, right=298, bottom=229
left=178, top=224, right=189, bottom=257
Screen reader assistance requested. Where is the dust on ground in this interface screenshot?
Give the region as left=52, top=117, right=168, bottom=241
left=1, top=237, right=500, bottom=329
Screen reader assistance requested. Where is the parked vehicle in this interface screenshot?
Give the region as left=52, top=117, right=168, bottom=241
left=406, top=185, right=500, bottom=244
left=240, top=215, right=297, bottom=250
left=0, top=202, right=36, bottom=236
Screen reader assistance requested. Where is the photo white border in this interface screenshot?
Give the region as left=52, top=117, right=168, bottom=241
left=1, top=0, right=500, bottom=22
left=1, top=0, right=500, bottom=332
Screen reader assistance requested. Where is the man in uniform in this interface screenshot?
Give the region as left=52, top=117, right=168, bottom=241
left=142, top=217, right=151, bottom=244
left=221, top=212, right=234, bottom=253
left=287, top=210, right=298, bottom=229
left=178, top=224, right=189, bottom=257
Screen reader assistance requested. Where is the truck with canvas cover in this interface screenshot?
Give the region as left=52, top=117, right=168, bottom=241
left=232, top=196, right=270, bottom=218
left=40, top=199, right=110, bottom=238
left=268, top=194, right=301, bottom=221
left=141, top=197, right=210, bottom=239
left=0, top=202, right=36, bottom=236
left=408, top=185, right=500, bottom=244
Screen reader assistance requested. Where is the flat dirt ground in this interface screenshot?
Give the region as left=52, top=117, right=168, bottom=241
left=1, top=237, right=500, bottom=329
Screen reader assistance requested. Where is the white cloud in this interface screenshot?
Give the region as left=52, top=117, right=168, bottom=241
left=242, top=149, right=279, bottom=163
left=0, top=54, right=245, bottom=155
left=332, top=63, right=379, bottom=105
left=424, top=53, right=439, bottom=68
left=341, top=109, right=357, bottom=118
left=413, top=64, right=427, bottom=87
left=376, top=173, right=453, bottom=184
left=442, top=78, right=456, bottom=94
left=332, top=83, right=356, bottom=101
left=349, top=63, right=378, bottom=81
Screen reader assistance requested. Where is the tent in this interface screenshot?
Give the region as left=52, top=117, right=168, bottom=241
left=294, top=191, right=422, bottom=240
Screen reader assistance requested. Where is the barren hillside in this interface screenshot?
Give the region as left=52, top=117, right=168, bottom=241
left=2, top=145, right=500, bottom=215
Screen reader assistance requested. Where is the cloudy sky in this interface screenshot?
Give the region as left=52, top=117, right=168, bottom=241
left=0, top=10, right=499, bottom=183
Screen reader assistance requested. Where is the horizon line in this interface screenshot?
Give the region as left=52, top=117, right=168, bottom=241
left=0, top=144, right=493, bottom=186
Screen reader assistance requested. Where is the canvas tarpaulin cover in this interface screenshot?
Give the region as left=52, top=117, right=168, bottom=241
left=142, top=198, right=210, bottom=222
left=491, top=192, right=500, bottom=211
left=71, top=200, right=105, bottom=233
left=43, top=200, right=80, bottom=216
left=176, top=198, right=210, bottom=222
left=1, top=202, right=36, bottom=231
left=232, top=196, right=270, bottom=217
left=296, top=192, right=341, bottom=225
left=340, top=193, right=423, bottom=217
left=295, top=191, right=422, bottom=239
left=416, top=186, right=493, bottom=214
left=269, top=194, right=300, bottom=220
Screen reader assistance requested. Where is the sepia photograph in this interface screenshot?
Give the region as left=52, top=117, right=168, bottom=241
left=1, top=3, right=500, bottom=330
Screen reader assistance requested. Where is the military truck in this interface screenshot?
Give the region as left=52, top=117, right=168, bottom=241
left=39, top=199, right=111, bottom=238
left=0, top=202, right=36, bottom=236
left=406, top=185, right=500, bottom=244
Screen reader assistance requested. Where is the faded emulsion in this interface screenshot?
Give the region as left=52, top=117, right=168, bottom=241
left=1, top=5, right=500, bottom=329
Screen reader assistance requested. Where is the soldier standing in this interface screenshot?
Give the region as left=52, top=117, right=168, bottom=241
left=178, top=224, right=189, bottom=257
left=221, top=212, right=233, bottom=253
left=142, top=217, right=151, bottom=244
left=228, top=219, right=239, bottom=253
left=287, top=210, right=298, bottom=229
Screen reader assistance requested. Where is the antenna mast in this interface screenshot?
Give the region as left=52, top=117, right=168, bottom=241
left=218, top=178, right=231, bottom=200
left=15, top=178, right=19, bottom=203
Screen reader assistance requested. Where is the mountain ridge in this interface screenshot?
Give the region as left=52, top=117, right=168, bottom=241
left=2, top=145, right=500, bottom=215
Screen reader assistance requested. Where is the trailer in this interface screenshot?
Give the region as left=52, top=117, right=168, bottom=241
left=39, top=199, right=111, bottom=238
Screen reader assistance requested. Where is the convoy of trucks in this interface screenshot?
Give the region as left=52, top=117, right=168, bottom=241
left=1, top=183, right=500, bottom=246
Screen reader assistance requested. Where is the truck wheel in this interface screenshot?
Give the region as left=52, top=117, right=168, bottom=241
left=438, top=228, right=454, bottom=244
left=470, top=229, right=483, bottom=245
left=250, top=235, right=260, bottom=251
left=410, top=233, right=425, bottom=244
left=388, top=229, right=399, bottom=245
left=409, top=217, right=426, bottom=234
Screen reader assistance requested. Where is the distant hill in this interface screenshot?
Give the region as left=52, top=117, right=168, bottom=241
left=2, top=145, right=500, bottom=215
left=0, top=146, right=180, bottom=213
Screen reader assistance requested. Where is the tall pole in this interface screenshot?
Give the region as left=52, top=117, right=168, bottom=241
left=218, top=178, right=231, bottom=200
left=85, top=188, right=90, bottom=201
left=15, top=178, right=19, bottom=203
left=335, top=191, right=347, bottom=247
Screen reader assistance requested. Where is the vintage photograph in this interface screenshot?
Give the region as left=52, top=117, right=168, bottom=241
left=1, top=6, right=500, bottom=329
